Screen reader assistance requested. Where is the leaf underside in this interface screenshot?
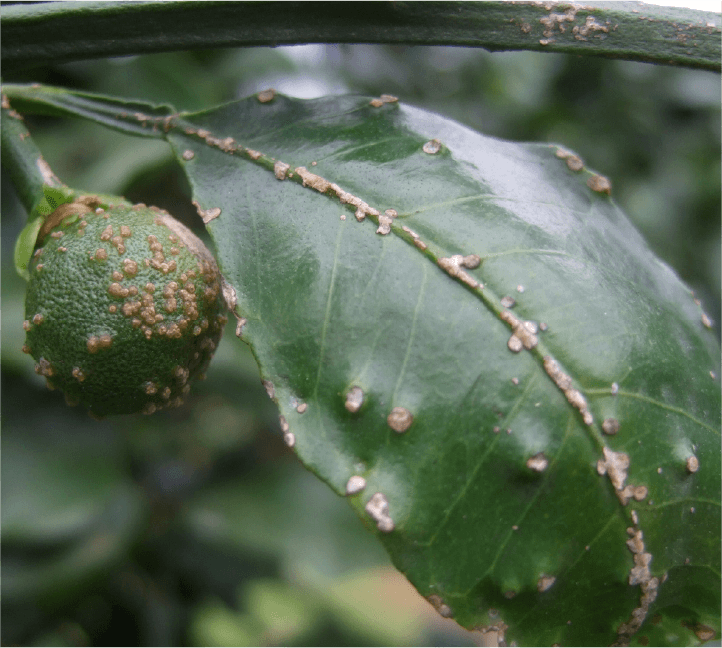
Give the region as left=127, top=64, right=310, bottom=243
left=7, top=87, right=721, bottom=646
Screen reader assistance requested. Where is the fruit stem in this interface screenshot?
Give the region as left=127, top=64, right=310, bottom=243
left=1, top=93, right=65, bottom=214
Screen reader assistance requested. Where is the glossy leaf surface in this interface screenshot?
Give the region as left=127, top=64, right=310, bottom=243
left=5, top=86, right=720, bottom=645
left=169, top=94, right=719, bottom=646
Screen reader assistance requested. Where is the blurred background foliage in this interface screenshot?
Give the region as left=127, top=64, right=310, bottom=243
left=2, top=43, right=720, bottom=646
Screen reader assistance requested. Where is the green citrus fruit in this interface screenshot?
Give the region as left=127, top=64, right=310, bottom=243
left=23, top=197, right=227, bottom=417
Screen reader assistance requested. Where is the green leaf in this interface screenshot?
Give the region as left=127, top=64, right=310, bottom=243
left=169, top=94, right=719, bottom=646
left=4, top=86, right=720, bottom=645
left=2, top=1, right=720, bottom=72
left=13, top=186, right=76, bottom=279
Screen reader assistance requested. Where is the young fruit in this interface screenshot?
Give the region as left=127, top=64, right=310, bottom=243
left=23, top=197, right=228, bottom=417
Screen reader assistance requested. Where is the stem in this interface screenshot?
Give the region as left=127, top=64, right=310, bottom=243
left=2, top=1, right=720, bottom=73
left=1, top=94, right=65, bottom=214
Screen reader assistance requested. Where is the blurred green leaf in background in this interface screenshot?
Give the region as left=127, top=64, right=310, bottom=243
left=2, top=41, right=719, bottom=646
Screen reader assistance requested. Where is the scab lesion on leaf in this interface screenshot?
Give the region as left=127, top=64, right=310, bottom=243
left=345, top=475, right=366, bottom=496
left=344, top=386, right=364, bottom=413
left=369, top=94, right=398, bottom=108
left=587, top=174, right=612, bottom=195
left=422, top=138, right=442, bottom=155
left=365, top=492, right=394, bottom=532
left=256, top=88, right=276, bottom=103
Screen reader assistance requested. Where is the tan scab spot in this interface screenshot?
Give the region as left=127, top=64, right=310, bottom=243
left=500, top=295, right=516, bottom=308
left=296, top=402, right=307, bottom=414
left=365, top=492, right=395, bottom=532
left=112, top=270, right=124, bottom=281
left=369, top=98, right=384, bottom=108
left=437, top=256, right=479, bottom=288
left=587, top=174, right=612, bottom=195
left=345, top=386, right=364, bottom=413
left=35, top=357, right=54, bottom=377
left=566, top=156, right=584, bottom=171
left=108, top=283, right=129, bottom=298
left=422, top=139, right=442, bottom=154
left=376, top=213, right=393, bottom=235
left=283, top=430, right=296, bottom=448
left=387, top=406, right=413, bottom=433
left=97, top=334, right=113, bottom=349
left=686, top=455, right=699, bottom=474
left=692, top=624, right=715, bottom=642
left=32, top=313, right=44, bottom=325
left=596, top=446, right=630, bottom=491
left=543, top=356, right=572, bottom=390
left=87, top=336, right=100, bottom=353
left=556, top=147, right=584, bottom=171
left=345, top=475, right=366, bottom=496
left=602, top=418, right=620, bottom=435
left=426, top=594, right=452, bottom=618
left=95, top=248, right=108, bottom=260
left=122, top=300, right=141, bottom=317
left=274, top=160, right=290, bottom=180
left=701, top=313, right=713, bottom=328
left=72, top=367, right=87, bottom=382
left=462, top=254, right=480, bottom=269
left=120, top=225, right=131, bottom=237
left=537, top=575, right=556, bottom=592
left=508, top=335, right=523, bottom=353
left=192, top=201, right=221, bottom=224
left=21, top=344, right=31, bottom=354
left=526, top=452, right=549, bottom=472
left=501, top=312, right=538, bottom=351
left=257, top=88, right=276, bottom=103
left=295, top=166, right=330, bottom=193
left=542, top=355, right=591, bottom=423
left=573, top=15, right=609, bottom=40
left=50, top=231, right=63, bottom=239
left=182, top=149, right=195, bottom=161
left=122, top=259, right=138, bottom=279
left=633, top=485, right=648, bottom=501
left=143, top=381, right=158, bottom=395
left=100, top=224, right=113, bottom=241
left=22, top=320, right=32, bottom=331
